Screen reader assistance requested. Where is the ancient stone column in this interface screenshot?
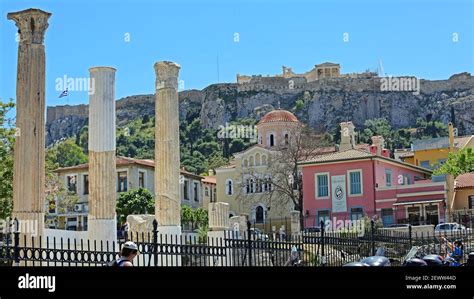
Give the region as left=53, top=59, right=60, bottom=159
left=8, top=9, right=51, bottom=245
left=88, top=67, right=117, bottom=244
left=154, top=61, right=181, bottom=234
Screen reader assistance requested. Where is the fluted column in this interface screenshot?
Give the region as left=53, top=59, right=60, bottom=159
left=8, top=8, right=51, bottom=245
left=154, top=61, right=181, bottom=229
left=88, top=67, right=117, bottom=243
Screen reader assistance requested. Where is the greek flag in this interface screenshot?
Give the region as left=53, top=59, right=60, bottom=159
left=59, top=88, right=68, bottom=98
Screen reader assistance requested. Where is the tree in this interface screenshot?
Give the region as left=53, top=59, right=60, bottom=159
left=116, top=188, right=155, bottom=224
left=414, top=118, right=448, bottom=139
left=181, top=205, right=194, bottom=230
left=193, top=207, right=208, bottom=228
left=0, top=100, right=15, bottom=219
left=46, top=138, right=88, bottom=168
left=433, top=148, right=474, bottom=177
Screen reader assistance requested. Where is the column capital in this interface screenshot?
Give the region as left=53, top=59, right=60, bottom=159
left=7, top=8, right=51, bottom=45
left=154, top=61, right=180, bottom=90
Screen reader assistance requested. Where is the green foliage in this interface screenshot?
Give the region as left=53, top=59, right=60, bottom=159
left=46, top=138, right=88, bottom=168
left=0, top=100, right=15, bottom=219
left=181, top=205, right=194, bottom=225
left=295, top=99, right=304, bottom=112
left=181, top=205, right=209, bottom=231
left=193, top=207, right=209, bottom=228
left=433, top=148, right=474, bottom=177
left=356, top=117, right=448, bottom=154
left=116, top=188, right=155, bottom=224
left=414, top=118, right=448, bottom=139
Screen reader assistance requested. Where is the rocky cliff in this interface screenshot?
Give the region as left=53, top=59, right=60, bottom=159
left=46, top=72, right=474, bottom=145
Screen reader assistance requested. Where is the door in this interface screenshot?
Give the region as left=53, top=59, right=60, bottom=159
left=407, top=206, right=421, bottom=225
left=424, top=205, right=439, bottom=225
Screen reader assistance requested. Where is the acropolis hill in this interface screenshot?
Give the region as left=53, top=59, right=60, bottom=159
left=46, top=64, right=474, bottom=145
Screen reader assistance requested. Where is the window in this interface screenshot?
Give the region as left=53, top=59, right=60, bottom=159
left=420, top=160, right=431, bottom=169
left=183, top=180, right=189, bottom=200
left=193, top=182, right=199, bottom=202
left=67, top=175, right=77, bottom=194
left=255, top=153, right=261, bottom=166
left=381, top=209, right=393, bottom=227
left=138, top=171, right=145, bottom=188
left=256, top=179, right=262, bottom=193
left=284, top=133, right=289, bottom=145
left=269, top=134, right=275, bottom=147
left=317, top=210, right=330, bottom=224
left=469, top=196, right=474, bottom=209
left=348, top=170, right=362, bottom=195
left=83, top=174, right=89, bottom=195
left=385, top=169, right=392, bottom=187
left=212, top=189, right=217, bottom=203
left=316, top=174, right=329, bottom=198
left=205, top=186, right=209, bottom=197
left=438, top=158, right=447, bottom=165
left=262, top=155, right=267, bottom=165
left=255, top=206, right=265, bottom=223
left=350, top=207, right=364, bottom=221
left=117, top=172, right=128, bottom=192
left=249, top=156, right=254, bottom=166
left=249, top=179, right=255, bottom=193
left=225, top=179, right=233, bottom=195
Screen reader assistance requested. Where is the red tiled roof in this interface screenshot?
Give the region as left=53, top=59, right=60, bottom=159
left=202, top=176, right=216, bottom=184
left=258, top=109, right=298, bottom=125
left=455, top=172, right=474, bottom=189
left=55, top=156, right=203, bottom=178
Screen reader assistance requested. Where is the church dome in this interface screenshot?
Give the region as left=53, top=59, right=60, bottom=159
left=258, top=109, right=298, bottom=125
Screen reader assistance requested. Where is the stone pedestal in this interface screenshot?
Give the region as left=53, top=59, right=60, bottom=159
left=208, top=203, right=231, bottom=266
left=87, top=67, right=117, bottom=244
left=208, top=202, right=230, bottom=231
left=154, top=61, right=181, bottom=231
left=8, top=8, right=51, bottom=247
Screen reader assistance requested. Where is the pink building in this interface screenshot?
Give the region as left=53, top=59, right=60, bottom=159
left=300, top=136, right=447, bottom=228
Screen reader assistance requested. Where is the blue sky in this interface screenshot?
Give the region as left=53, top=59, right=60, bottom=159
left=1, top=0, right=473, bottom=109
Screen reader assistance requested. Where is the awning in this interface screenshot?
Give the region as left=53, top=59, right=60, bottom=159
left=393, top=199, right=444, bottom=206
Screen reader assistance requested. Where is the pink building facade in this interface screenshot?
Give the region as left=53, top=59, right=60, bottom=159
left=300, top=149, right=447, bottom=228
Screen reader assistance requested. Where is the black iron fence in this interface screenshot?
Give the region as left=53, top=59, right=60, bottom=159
left=1, top=219, right=472, bottom=267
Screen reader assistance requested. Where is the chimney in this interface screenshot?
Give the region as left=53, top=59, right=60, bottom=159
left=448, top=122, right=454, bottom=151
left=339, top=121, right=356, bottom=151
left=371, top=136, right=385, bottom=156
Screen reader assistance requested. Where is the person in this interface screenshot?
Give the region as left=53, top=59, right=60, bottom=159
left=441, top=237, right=464, bottom=266
left=109, top=241, right=139, bottom=267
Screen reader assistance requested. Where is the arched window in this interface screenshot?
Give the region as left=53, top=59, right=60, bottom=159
left=262, top=155, right=267, bottom=165
left=258, top=135, right=263, bottom=145
left=285, top=133, right=289, bottom=145
left=270, top=134, right=275, bottom=147
left=255, top=153, right=261, bottom=166
left=256, top=206, right=264, bottom=223
left=249, top=156, right=254, bottom=166
left=243, top=159, right=248, bottom=167
left=225, top=179, right=233, bottom=195
left=249, top=179, right=255, bottom=193
left=246, top=178, right=251, bottom=194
